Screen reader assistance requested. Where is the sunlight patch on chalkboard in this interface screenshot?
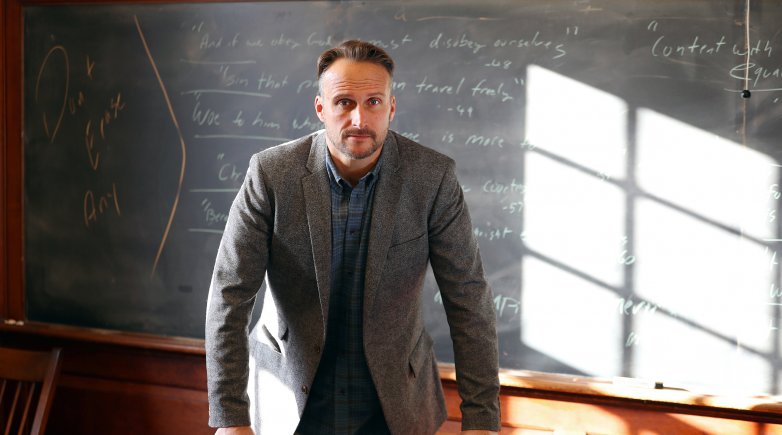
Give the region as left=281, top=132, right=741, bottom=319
left=636, top=198, right=770, bottom=335
left=522, top=255, right=623, bottom=375
left=526, top=64, right=628, bottom=182
left=634, top=305, right=769, bottom=396
left=636, top=108, right=776, bottom=240
left=521, top=63, right=782, bottom=392
left=524, top=153, right=626, bottom=286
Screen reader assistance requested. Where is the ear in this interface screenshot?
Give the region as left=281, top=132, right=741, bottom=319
left=389, top=95, right=396, bottom=122
left=314, top=95, right=326, bottom=122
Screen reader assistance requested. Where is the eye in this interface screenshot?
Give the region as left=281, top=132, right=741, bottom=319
left=368, top=98, right=382, bottom=106
left=336, top=99, right=353, bottom=108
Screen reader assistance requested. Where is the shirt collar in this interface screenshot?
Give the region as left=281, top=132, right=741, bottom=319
left=325, top=146, right=384, bottom=191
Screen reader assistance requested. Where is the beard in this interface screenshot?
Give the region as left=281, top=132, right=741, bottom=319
left=328, top=126, right=387, bottom=160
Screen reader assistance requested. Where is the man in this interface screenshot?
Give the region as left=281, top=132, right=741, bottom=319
left=206, top=40, right=500, bottom=435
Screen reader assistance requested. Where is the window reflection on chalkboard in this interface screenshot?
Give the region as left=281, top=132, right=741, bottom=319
left=523, top=65, right=628, bottom=377
left=635, top=109, right=776, bottom=395
left=521, top=65, right=779, bottom=395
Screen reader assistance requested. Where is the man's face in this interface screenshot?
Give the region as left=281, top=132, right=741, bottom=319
left=315, top=59, right=396, bottom=161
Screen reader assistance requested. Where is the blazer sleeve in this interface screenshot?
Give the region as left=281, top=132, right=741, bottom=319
left=427, top=160, right=501, bottom=431
left=205, top=153, right=272, bottom=428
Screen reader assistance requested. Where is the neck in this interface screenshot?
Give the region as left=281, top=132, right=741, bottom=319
left=327, top=144, right=382, bottom=186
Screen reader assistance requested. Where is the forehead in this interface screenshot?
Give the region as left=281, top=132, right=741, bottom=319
left=320, top=59, right=392, bottom=96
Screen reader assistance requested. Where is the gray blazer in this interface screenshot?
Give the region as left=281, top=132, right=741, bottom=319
left=206, top=130, right=500, bottom=434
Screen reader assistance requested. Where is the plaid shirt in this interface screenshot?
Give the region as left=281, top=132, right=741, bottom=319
left=296, top=150, right=390, bottom=435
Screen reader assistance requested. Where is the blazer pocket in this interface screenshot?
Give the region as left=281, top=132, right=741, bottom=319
left=389, top=231, right=426, bottom=250
left=259, top=324, right=282, bottom=354
left=408, top=330, right=434, bottom=379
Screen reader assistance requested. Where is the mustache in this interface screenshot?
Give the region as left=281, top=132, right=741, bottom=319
left=342, top=127, right=376, bottom=139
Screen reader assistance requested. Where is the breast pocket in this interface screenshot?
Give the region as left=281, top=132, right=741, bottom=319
left=387, top=232, right=428, bottom=266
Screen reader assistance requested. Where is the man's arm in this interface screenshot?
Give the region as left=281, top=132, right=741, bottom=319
left=427, top=161, right=501, bottom=432
left=206, top=154, right=272, bottom=428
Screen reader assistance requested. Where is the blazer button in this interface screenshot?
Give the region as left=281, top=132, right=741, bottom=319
left=314, top=345, right=321, bottom=354
left=301, top=385, right=309, bottom=394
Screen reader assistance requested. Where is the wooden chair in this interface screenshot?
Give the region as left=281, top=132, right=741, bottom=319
left=0, top=347, right=62, bottom=435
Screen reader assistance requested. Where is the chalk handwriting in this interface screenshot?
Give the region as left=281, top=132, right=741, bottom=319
left=429, top=33, right=486, bottom=54
left=200, top=33, right=223, bottom=50
left=471, top=79, right=514, bottom=102
left=651, top=35, right=727, bottom=57
left=625, top=331, right=641, bottom=347
left=296, top=79, right=319, bottom=94
left=292, top=116, right=321, bottom=131
left=251, top=112, right=282, bottom=130
left=306, top=32, right=334, bottom=47
left=85, top=92, right=126, bottom=171
left=84, top=183, right=121, bottom=228
left=617, top=297, right=658, bottom=316
left=433, top=291, right=520, bottom=319
left=473, top=223, right=513, bottom=241
left=415, top=76, right=465, bottom=95
left=494, top=295, right=521, bottom=318
left=466, top=134, right=504, bottom=147
left=733, top=39, right=774, bottom=57
left=399, top=131, right=421, bottom=141
left=201, top=198, right=229, bottom=225
left=192, top=101, right=220, bottom=126
left=501, top=202, right=524, bottom=215
left=769, top=184, right=781, bottom=200
left=34, top=45, right=69, bottom=143
left=219, top=65, right=249, bottom=88
left=770, top=283, right=782, bottom=299
left=619, top=236, right=636, bottom=265
left=446, top=105, right=473, bottom=118
left=482, top=178, right=525, bottom=196
left=730, top=62, right=782, bottom=88
left=484, top=58, right=513, bottom=70
left=270, top=33, right=301, bottom=49
left=519, top=138, right=537, bottom=151
left=68, top=91, right=86, bottom=115
left=493, top=32, right=567, bottom=59
left=257, top=73, right=289, bottom=90
left=366, top=34, right=413, bottom=50
left=218, top=163, right=243, bottom=182
left=767, top=247, right=779, bottom=270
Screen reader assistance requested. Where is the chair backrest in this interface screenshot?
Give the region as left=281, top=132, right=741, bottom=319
left=0, top=347, right=62, bottom=435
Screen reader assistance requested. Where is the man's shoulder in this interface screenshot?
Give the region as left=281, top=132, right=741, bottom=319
left=391, top=131, right=454, bottom=172
left=247, top=131, right=320, bottom=176
left=254, top=131, right=318, bottom=162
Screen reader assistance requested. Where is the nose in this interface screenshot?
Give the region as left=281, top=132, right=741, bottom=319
left=351, top=105, right=366, bottom=127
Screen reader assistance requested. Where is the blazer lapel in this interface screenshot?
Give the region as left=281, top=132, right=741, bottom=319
left=363, top=133, right=403, bottom=316
left=302, top=132, right=333, bottom=327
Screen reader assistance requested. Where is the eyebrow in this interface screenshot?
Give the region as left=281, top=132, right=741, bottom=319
left=330, top=91, right=387, bottom=101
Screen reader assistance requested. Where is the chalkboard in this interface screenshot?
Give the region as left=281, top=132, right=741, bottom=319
left=23, top=0, right=782, bottom=396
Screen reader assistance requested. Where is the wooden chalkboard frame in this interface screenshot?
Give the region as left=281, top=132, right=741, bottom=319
left=6, top=0, right=782, bottom=426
